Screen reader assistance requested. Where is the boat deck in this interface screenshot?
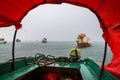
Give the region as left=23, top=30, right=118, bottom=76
left=46, top=59, right=117, bottom=80
left=0, top=64, right=38, bottom=80
left=0, top=58, right=118, bottom=80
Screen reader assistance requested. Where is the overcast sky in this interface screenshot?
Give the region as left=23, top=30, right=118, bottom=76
left=0, top=3, right=104, bottom=42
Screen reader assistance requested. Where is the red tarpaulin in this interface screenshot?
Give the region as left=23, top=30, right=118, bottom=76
left=0, top=0, right=120, bottom=77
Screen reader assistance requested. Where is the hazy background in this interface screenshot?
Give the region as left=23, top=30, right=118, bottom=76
left=0, top=3, right=104, bottom=42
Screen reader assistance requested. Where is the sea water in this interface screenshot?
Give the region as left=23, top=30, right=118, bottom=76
left=0, top=41, right=112, bottom=65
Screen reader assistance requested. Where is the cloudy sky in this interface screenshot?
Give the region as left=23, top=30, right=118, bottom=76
left=0, top=3, right=104, bottom=42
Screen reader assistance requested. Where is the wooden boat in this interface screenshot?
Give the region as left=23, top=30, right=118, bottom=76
left=76, top=34, right=91, bottom=48
left=0, top=54, right=118, bottom=80
left=0, top=0, right=120, bottom=80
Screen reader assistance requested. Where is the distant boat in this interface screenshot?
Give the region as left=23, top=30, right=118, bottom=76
left=16, top=39, right=21, bottom=42
left=76, top=33, right=91, bottom=48
left=0, top=38, right=7, bottom=44
left=41, top=38, right=47, bottom=43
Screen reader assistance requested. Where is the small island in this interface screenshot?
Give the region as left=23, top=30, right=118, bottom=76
left=76, top=33, right=91, bottom=48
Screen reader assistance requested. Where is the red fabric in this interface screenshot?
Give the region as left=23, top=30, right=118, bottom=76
left=0, top=0, right=44, bottom=29
left=0, top=0, right=120, bottom=77
left=42, top=72, right=62, bottom=80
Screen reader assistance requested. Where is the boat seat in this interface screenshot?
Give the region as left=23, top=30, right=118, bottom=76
left=80, top=58, right=118, bottom=80
left=0, top=64, right=38, bottom=80
left=80, top=64, right=95, bottom=80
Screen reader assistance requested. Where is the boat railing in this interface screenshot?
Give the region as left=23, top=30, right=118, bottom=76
left=8, top=57, right=26, bottom=61
left=26, top=56, right=35, bottom=65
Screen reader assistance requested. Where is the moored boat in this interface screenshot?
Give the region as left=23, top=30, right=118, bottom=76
left=0, top=38, right=7, bottom=44
left=16, top=39, right=21, bottom=42
left=41, top=38, right=47, bottom=43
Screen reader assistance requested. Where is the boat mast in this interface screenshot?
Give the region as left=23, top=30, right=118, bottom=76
left=12, top=30, right=17, bottom=70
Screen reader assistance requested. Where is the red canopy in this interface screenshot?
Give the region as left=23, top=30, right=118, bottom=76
left=0, top=0, right=120, bottom=77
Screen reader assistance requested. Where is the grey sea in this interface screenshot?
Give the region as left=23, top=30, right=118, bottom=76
left=0, top=41, right=112, bottom=65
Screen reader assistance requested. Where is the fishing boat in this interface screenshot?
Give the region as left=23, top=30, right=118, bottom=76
left=16, top=39, right=21, bottom=42
left=0, top=54, right=118, bottom=80
left=0, top=0, right=120, bottom=80
left=41, top=38, right=47, bottom=43
left=0, top=38, right=7, bottom=44
left=76, top=34, right=91, bottom=48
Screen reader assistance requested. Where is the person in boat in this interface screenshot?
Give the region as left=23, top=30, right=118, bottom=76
left=69, top=48, right=81, bottom=62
